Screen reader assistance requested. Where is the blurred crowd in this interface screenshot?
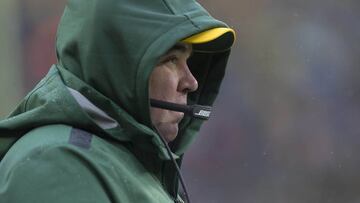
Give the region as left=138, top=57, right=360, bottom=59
left=1, top=0, right=360, bottom=202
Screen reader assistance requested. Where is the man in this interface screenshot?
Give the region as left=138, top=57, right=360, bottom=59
left=0, top=0, right=235, bottom=202
left=149, top=42, right=198, bottom=143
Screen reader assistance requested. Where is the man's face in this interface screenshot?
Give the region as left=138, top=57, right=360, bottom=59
left=149, top=43, right=198, bottom=142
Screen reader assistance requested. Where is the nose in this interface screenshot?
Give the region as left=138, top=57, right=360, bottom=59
left=178, top=64, right=198, bottom=94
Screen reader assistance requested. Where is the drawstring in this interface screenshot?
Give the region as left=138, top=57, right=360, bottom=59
left=157, top=133, right=191, bottom=203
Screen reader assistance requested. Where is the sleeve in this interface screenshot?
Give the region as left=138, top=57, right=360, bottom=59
left=0, top=146, right=112, bottom=203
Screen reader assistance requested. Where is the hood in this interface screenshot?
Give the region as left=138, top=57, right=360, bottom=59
left=0, top=0, right=233, bottom=159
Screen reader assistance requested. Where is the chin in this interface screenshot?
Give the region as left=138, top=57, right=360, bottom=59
left=164, top=133, right=177, bottom=143
left=157, top=123, right=179, bottom=143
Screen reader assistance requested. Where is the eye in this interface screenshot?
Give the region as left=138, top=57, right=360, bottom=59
left=164, top=55, right=179, bottom=65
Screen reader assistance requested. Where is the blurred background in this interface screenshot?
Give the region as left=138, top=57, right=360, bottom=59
left=1, top=0, right=360, bottom=202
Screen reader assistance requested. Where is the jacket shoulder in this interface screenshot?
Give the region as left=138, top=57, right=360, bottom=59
left=0, top=124, right=173, bottom=203
left=0, top=124, right=108, bottom=179
left=0, top=124, right=113, bottom=203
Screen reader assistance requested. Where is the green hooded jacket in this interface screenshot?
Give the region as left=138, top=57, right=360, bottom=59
left=0, top=0, right=233, bottom=202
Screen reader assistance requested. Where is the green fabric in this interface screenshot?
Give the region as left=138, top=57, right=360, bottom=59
left=0, top=0, right=232, bottom=202
left=0, top=125, right=174, bottom=202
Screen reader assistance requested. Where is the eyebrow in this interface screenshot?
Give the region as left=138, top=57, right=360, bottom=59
left=166, top=43, right=192, bottom=54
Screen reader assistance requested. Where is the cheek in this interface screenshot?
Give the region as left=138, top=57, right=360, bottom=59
left=149, top=67, right=179, bottom=100
left=157, top=79, right=177, bottom=99
left=150, top=106, right=168, bottom=123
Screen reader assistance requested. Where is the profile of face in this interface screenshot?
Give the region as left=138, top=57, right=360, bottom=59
left=149, top=43, right=198, bottom=143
